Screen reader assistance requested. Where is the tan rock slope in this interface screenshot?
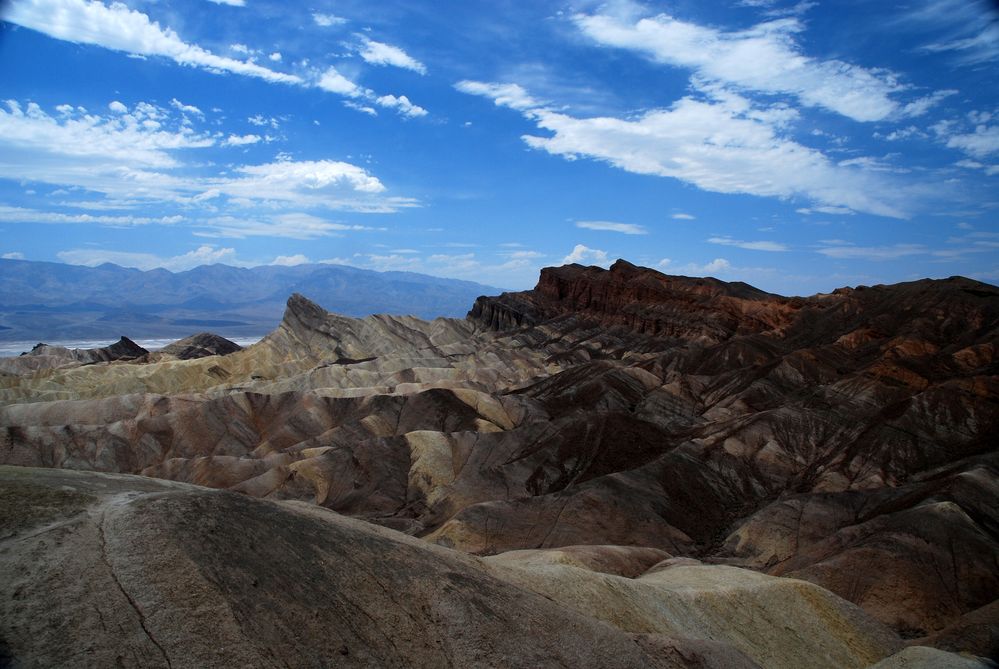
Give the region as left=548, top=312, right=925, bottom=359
left=0, top=466, right=924, bottom=668
left=2, top=260, right=997, bottom=659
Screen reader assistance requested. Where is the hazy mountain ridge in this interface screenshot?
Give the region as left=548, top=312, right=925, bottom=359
left=0, top=259, right=502, bottom=341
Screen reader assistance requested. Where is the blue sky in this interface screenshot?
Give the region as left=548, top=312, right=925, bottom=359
left=0, top=0, right=997, bottom=293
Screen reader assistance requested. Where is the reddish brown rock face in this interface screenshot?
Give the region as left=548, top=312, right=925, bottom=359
left=2, top=260, right=997, bottom=656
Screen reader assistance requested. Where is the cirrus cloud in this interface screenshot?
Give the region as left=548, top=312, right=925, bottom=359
left=575, top=220, right=647, bottom=235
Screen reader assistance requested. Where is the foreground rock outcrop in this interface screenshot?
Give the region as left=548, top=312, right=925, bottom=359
left=1, top=261, right=997, bottom=659
left=0, top=466, right=936, bottom=668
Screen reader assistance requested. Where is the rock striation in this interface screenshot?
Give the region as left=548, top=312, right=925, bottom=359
left=1, top=261, right=997, bottom=659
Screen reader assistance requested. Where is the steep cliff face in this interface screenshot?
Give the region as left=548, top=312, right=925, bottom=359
left=2, top=262, right=997, bottom=657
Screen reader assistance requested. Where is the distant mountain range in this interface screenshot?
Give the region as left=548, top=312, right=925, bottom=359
left=0, top=259, right=502, bottom=342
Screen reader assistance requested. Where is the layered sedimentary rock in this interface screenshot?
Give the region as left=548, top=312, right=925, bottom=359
left=1, top=260, right=997, bottom=657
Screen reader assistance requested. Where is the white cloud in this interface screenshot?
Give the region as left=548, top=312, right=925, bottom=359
left=196, top=212, right=381, bottom=239
left=573, top=10, right=906, bottom=122
left=707, top=235, right=788, bottom=251
left=223, top=133, right=262, bottom=146
left=364, top=253, right=425, bottom=272
left=562, top=244, right=610, bottom=266
left=911, top=0, right=999, bottom=65
left=899, top=89, right=957, bottom=118
left=4, top=1, right=429, bottom=122
left=268, top=52, right=282, bottom=62
left=343, top=101, right=378, bottom=117
left=375, top=94, right=427, bottom=118
left=0, top=101, right=416, bottom=221
left=674, top=258, right=733, bottom=275
left=671, top=213, right=695, bottom=220
left=358, top=37, right=426, bottom=75
left=225, top=160, right=385, bottom=194
left=575, top=220, right=647, bottom=235
left=700, top=258, right=732, bottom=273
left=247, top=114, right=279, bottom=128
left=2, top=252, right=26, bottom=260
left=455, top=81, right=540, bottom=111
left=502, top=88, right=910, bottom=218
left=0, top=205, right=182, bottom=226
left=108, top=100, right=128, bottom=114
left=0, top=100, right=213, bottom=169
left=207, top=0, right=245, bottom=6
left=271, top=254, right=310, bottom=266
left=796, top=206, right=855, bottom=215
left=945, top=124, right=999, bottom=158
left=317, top=66, right=362, bottom=97
left=170, top=98, right=203, bottom=117
left=4, top=0, right=302, bottom=85
left=882, top=126, right=926, bottom=141
left=816, top=243, right=927, bottom=260
left=318, top=68, right=425, bottom=118
left=57, top=244, right=238, bottom=271
left=313, top=12, right=347, bottom=27
left=503, top=250, right=544, bottom=260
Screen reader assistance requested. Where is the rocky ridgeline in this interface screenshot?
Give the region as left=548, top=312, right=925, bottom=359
left=1, top=261, right=997, bottom=667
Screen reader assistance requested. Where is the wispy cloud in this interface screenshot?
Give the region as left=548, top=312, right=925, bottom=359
left=357, top=36, right=427, bottom=74
left=572, top=9, right=907, bottom=122
left=816, top=243, right=927, bottom=260
left=170, top=98, right=204, bottom=118
left=313, top=12, right=348, bottom=27
left=1, top=99, right=213, bottom=169
left=318, top=67, right=428, bottom=118
left=0, top=100, right=417, bottom=232
left=0, top=205, right=182, bottom=226
left=935, top=114, right=999, bottom=159
left=195, top=213, right=383, bottom=240
left=223, top=133, right=262, bottom=146
left=907, top=0, right=999, bottom=65
left=5, top=0, right=302, bottom=85
left=459, top=81, right=914, bottom=218
left=708, top=235, right=788, bottom=251
left=3, top=0, right=427, bottom=119
left=796, top=206, right=855, bottom=216
left=271, top=254, right=311, bottom=266
left=454, top=81, right=541, bottom=111
left=57, top=244, right=239, bottom=271
left=576, top=220, right=647, bottom=235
